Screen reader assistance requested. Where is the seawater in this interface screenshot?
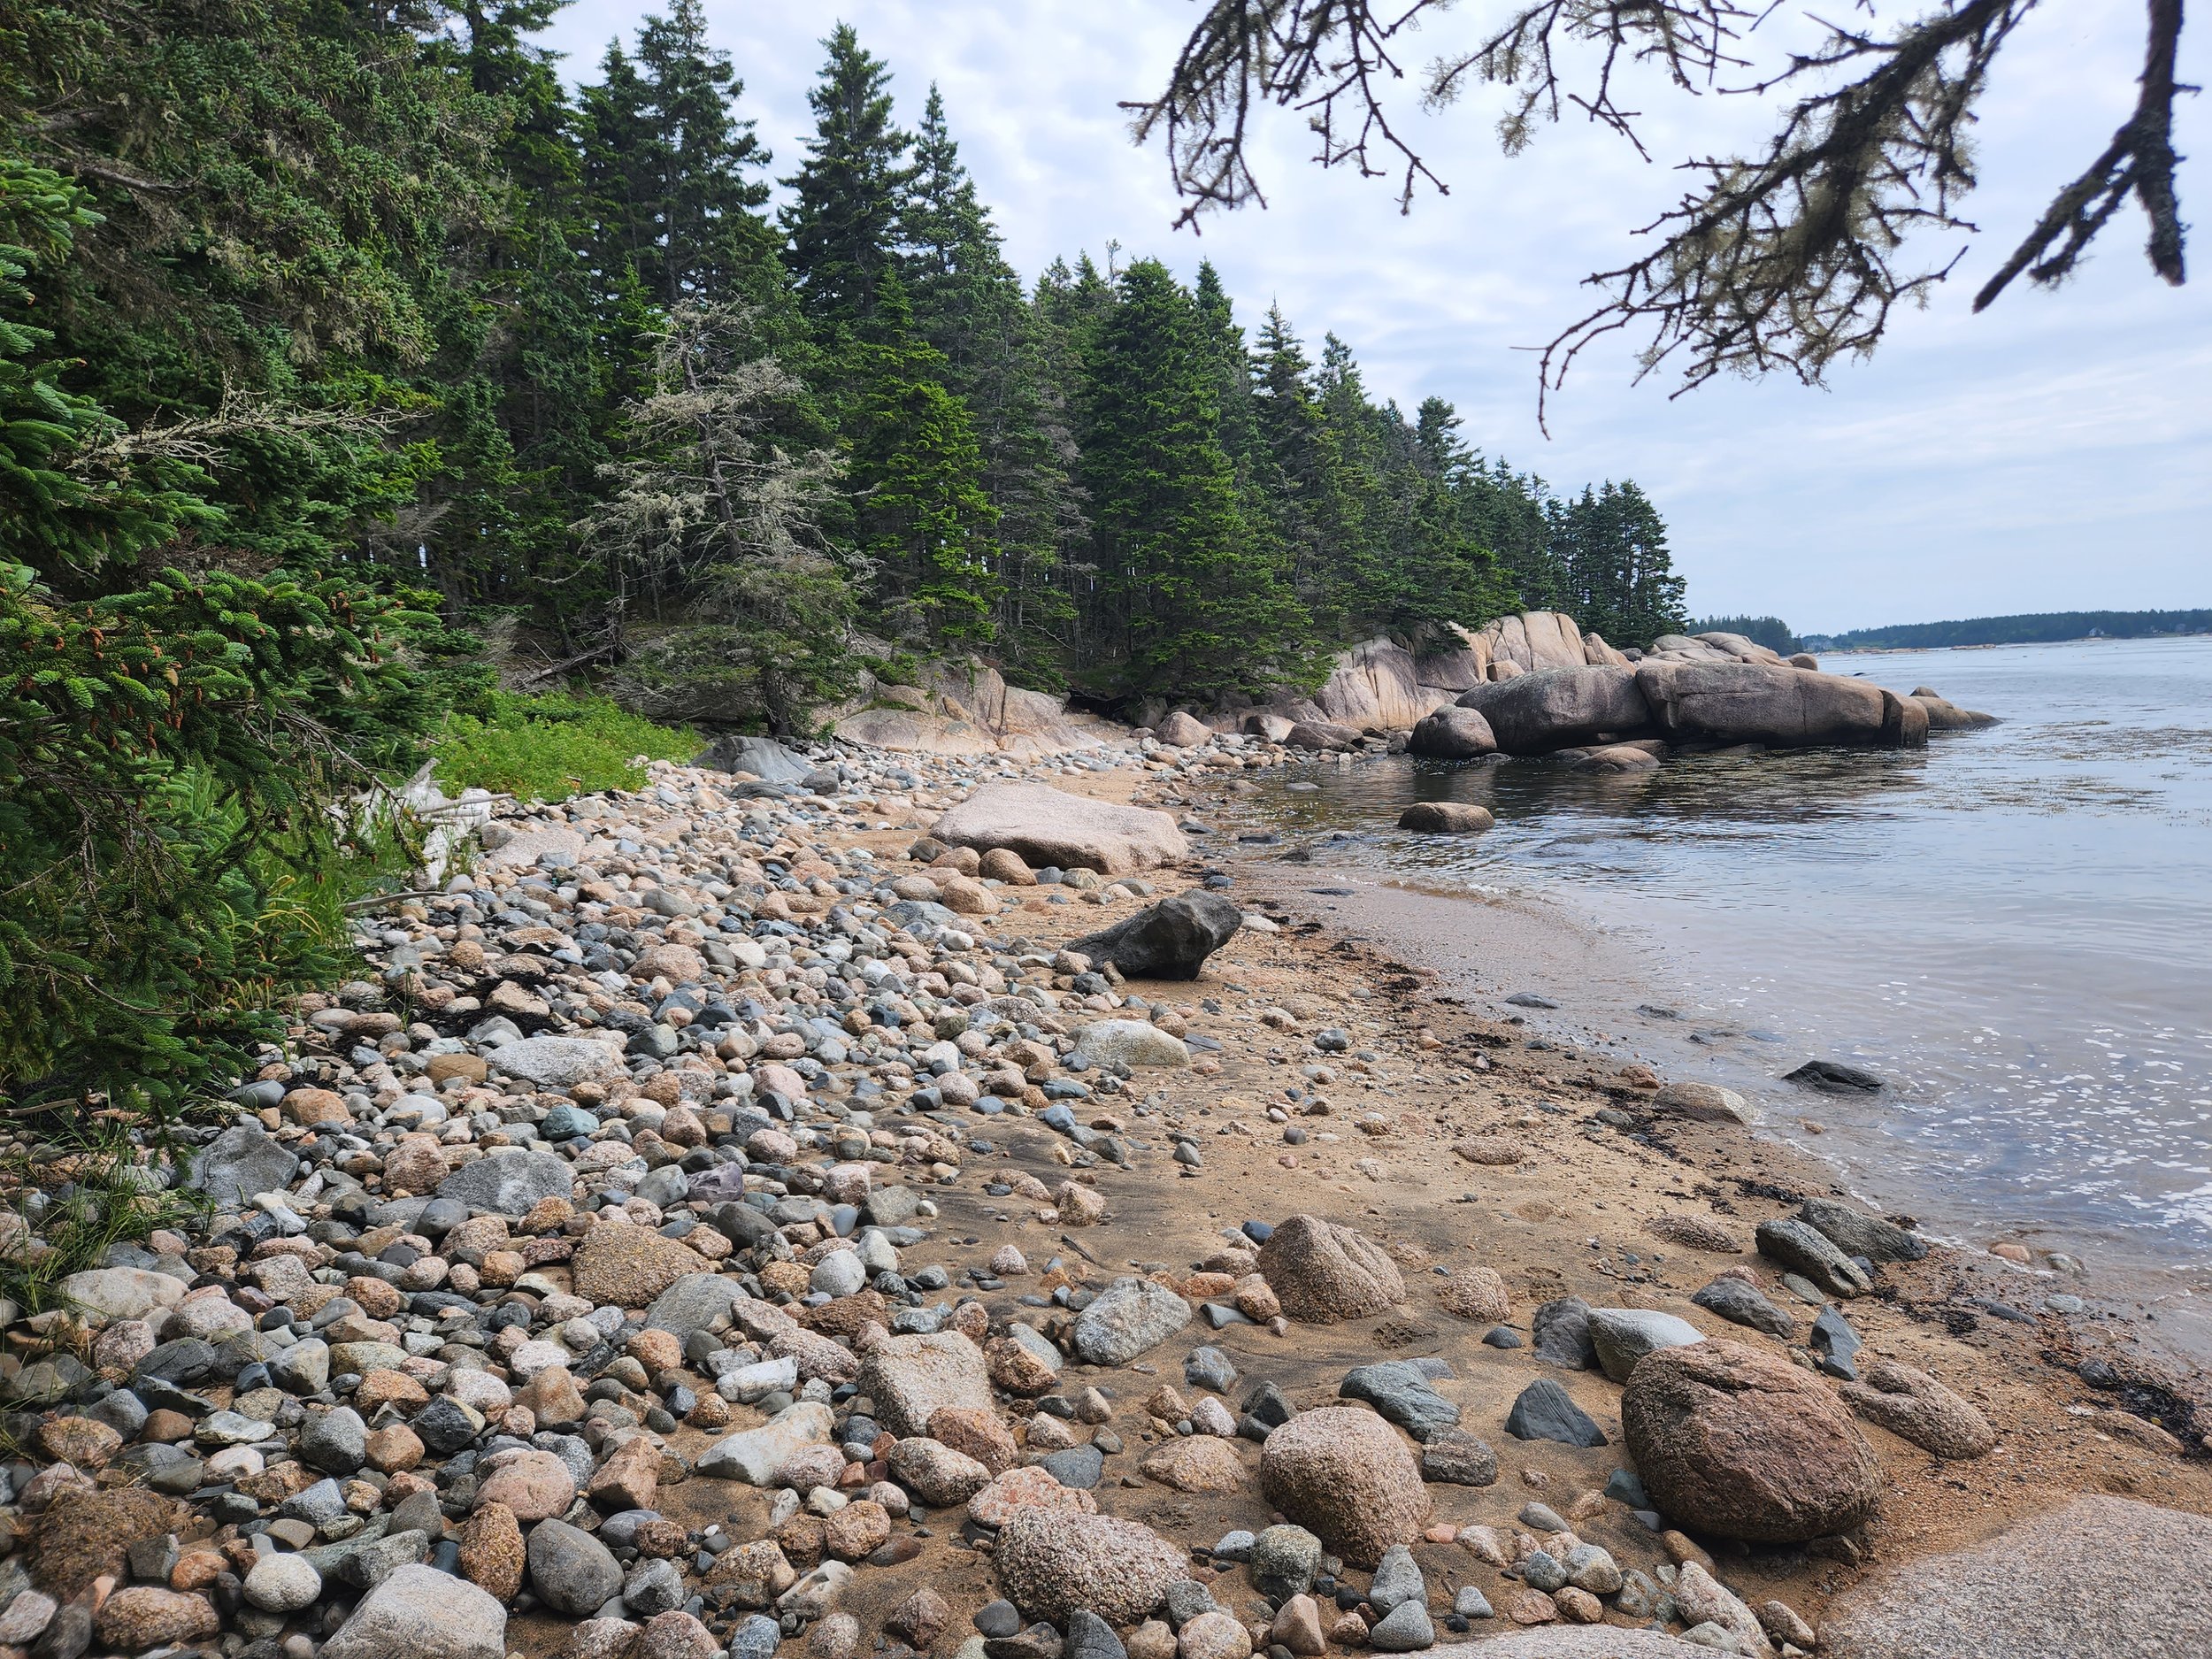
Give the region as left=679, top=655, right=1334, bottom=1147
left=1234, top=636, right=2212, bottom=1274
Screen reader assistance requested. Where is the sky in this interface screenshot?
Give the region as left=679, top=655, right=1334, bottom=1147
left=537, top=1, right=2210, bottom=635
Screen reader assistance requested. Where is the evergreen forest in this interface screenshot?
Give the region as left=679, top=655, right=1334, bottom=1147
left=0, top=1, right=1688, bottom=1113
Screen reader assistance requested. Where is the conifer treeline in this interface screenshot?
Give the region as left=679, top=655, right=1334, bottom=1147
left=1, top=0, right=1688, bottom=724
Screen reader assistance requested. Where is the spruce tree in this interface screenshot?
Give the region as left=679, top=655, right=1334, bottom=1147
left=1079, top=258, right=1310, bottom=702
left=1551, top=480, right=1686, bottom=648
left=847, top=277, right=1002, bottom=649
left=781, top=25, right=913, bottom=332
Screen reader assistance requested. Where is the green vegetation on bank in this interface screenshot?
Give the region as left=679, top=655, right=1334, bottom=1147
left=433, top=693, right=700, bottom=801
left=1806, top=611, right=2212, bottom=652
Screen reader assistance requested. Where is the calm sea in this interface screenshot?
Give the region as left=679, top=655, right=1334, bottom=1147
left=1236, top=636, right=2212, bottom=1275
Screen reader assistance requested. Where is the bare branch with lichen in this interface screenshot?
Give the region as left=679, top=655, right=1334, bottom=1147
left=1126, top=1, right=2193, bottom=420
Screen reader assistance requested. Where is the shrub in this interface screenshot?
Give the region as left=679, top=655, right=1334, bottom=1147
left=430, top=690, right=698, bottom=801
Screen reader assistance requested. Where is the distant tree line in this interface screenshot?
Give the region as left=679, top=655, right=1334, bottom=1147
left=1806, top=610, right=2212, bottom=652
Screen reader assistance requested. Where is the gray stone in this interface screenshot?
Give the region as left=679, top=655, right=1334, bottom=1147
left=1452, top=1587, right=1492, bottom=1619
left=1796, top=1197, right=1927, bottom=1263
left=1065, top=1609, right=1126, bottom=1659
left=1755, top=1217, right=1872, bottom=1298
left=436, top=1148, right=575, bottom=1216
left=728, top=1614, right=781, bottom=1659
left=1810, top=1307, right=1863, bottom=1379
left=249, top=1566, right=325, bottom=1619
left=623, top=1557, right=685, bottom=1617
left=1531, top=1298, right=1597, bottom=1368
left=270, top=1337, right=332, bottom=1394
left=694, top=1402, right=835, bottom=1484
left=1503, top=1379, right=1607, bottom=1448
left=1339, top=1362, right=1461, bottom=1442
left=298, top=1406, right=367, bottom=1474
left=1367, top=1546, right=1425, bottom=1613
left=1366, top=1601, right=1434, bottom=1653
left=481, top=1036, right=629, bottom=1090
left=1521, top=1551, right=1568, bottom=1594
left=526, top=1518, right=622, bottom=1617
left=1692, top=1277, right=1795, bottom=1339
left=1039, top=1444, right=1104, bottom=1490
left=1070, top=1278, right=1191, bottom=1365
left=1587, top=1309, right=1706, bottom=1382
left=1164, top=1580, right=1218, bottom=1628
left=1069, top=1020, right=1187, bottom=1071
left=192, top=1126, right=299, bottom=1210
left=1183, top=1347, right=1238, bottom=1394
left=643, top=1272, right=746, bottom=1338
left=695, top=735, right=813, bottom=783
left=1417, top=1428, right=1497, bottom=1486
left=323, top=1564, right=505, bottom=1659
left=1250, top=1525, right=1323, bottom=1599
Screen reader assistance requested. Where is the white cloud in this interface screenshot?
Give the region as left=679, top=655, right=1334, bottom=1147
left=539, top=0, right=2211, bottom=633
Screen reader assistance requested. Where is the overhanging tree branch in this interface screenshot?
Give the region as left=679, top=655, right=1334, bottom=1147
left=1973, top=0, right=2190, bottom=310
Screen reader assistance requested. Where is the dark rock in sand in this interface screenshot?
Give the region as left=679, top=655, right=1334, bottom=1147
left=1339, top=1361, right=1461, bottom=1442
left=1797, top=1196, right=1927, bottom=1263
left=1785, top=1060, right=1884, bottom=1094
left=1756, top=1217, right=1873, bottom=1298
left=1503, top=1379, right=1607, bottom=1448
left=1692, top=1277, right=1795, bottom=1340
left=1068, top=893, right=1244, bottom=980
left=1531, top=1297, right=1598, bottom=1368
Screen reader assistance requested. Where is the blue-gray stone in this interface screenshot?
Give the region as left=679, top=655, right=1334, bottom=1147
left=1340, top=1361, right=1461, bottom=1442
left=1184, top=1347, right=1238, bottom=1394
left=1040, top=1445, right=1103, bottom=1490
left=1503, top=1379, right=1607, bottom=1448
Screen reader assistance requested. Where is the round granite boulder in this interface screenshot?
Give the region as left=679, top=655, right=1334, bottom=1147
left=1622, top=1338, right=1881, bottom=1542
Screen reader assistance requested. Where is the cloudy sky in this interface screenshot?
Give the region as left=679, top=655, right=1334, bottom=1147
left=541, top=2, right=2208, bottom=634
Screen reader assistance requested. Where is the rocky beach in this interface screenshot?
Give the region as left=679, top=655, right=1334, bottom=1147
left=2, top=636, right=2208, bottom=1659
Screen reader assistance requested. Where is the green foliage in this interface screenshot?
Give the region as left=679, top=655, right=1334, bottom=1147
left=1693, top=615, right=1802, bottom=653
left=1548, top=480, right=1686, bottom=649
left=1079, top=258, right=1315, bottom=701
left=432, top=690, right=697, bottom=800
left=0, top=559, right=442, bottom=1118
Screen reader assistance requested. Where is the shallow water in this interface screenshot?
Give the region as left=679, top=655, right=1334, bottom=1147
left=1233, top=636, right=2212, bottom=1274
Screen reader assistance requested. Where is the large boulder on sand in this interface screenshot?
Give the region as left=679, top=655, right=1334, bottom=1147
left=1256, top=1216, right=1405, bottom=1324
left=1455, top=666, right=1652, bottom=755
left=1154, top=711, right=1212, bottom=747
left=1407, top=706, right=1497, bottom=758
left=1635, top=661, right=1927, bottom=749
left=1258, top=1407, right=1431, bottom=1567
left=1069, top=892, right=1242, bottom=979
left=931, top=784, right=1187, bottom=875
left=993, top=1509, right=1187, bottom=1623
left=1622, top=1338, right=1882, bottom=1542
left=1817, top=1494, right=2212, bottom=1659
